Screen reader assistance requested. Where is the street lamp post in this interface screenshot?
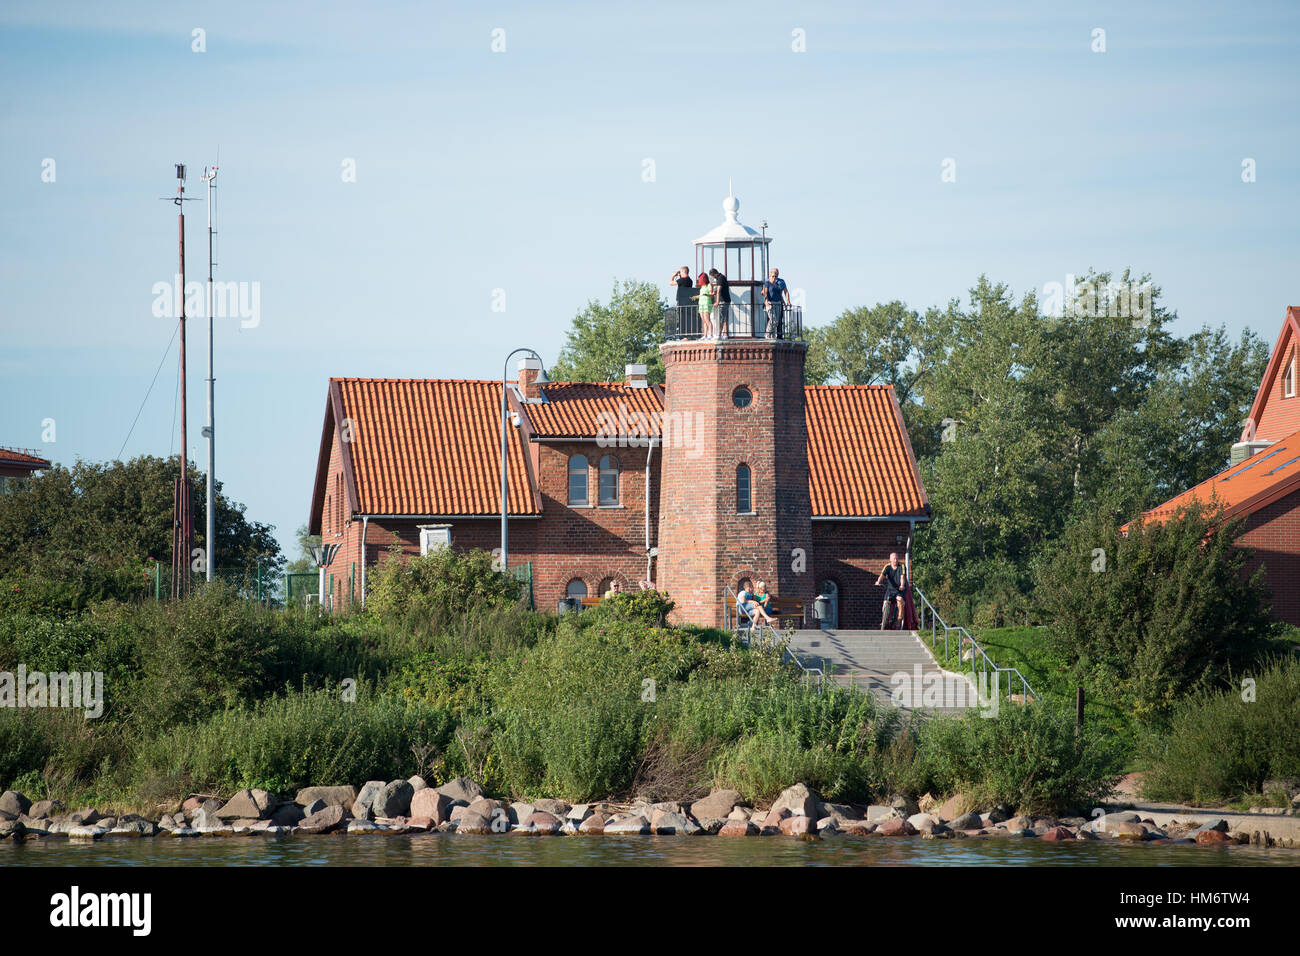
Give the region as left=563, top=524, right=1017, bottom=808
left=500, top=348, right=549, bottom=575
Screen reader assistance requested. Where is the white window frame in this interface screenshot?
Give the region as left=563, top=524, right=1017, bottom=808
left=1285, top=350, right=1296, bottom=398
left=418, top=524, right=452, bottom=556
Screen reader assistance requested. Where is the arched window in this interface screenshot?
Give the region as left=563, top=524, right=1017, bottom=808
left=566, top=578, right=588, bottom=598
left=568, top=455, right=589, bottom=505
left=598, top=455, right=619, bottom=506
left=736, top=463, right=751, bottom=513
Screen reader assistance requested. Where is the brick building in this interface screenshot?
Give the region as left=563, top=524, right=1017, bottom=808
left=308, top=195, right=930, bottom=628
left=1131, top=306, right=1300, bottom=626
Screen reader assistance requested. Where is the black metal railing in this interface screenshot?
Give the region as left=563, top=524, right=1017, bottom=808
left=665, top=303, right=804, bottom=342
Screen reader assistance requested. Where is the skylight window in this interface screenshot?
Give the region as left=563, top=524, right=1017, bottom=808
left=1265, top=455, right=1299, bottom=477
left=1222, top=448, right=1282, bottom=481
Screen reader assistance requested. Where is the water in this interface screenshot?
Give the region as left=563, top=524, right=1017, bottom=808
left=2, top=833, right=1293, bottom=866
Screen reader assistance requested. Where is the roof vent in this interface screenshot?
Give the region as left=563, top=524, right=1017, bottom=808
left=626, top=364, right=648, bottom=389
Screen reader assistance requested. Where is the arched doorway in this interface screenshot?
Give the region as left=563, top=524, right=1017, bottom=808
left=819, top=579, right=839, bottom=630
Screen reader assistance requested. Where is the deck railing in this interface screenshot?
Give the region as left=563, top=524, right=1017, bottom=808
left=665, top=303, right=804, bottom=341
left=912, top=584, right=1039, bottom=705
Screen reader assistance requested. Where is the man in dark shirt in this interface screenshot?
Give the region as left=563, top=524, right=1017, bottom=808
left=671, top=266, right=694, bottom=307
left=875, top=552, right=906, bottom=629
left=708, top=268, right=731, bottom=338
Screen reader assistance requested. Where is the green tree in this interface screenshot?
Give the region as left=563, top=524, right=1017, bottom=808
left=0, top=455, right=283, bottom=590
left=1034, top=500, right=1272, bottom=725
left=286, top=523, right=322, bottom=575
left=550, top=279, right=669, bottom=385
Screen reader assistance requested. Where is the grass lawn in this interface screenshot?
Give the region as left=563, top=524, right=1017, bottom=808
left=927, top=624, right=1140, bottom=761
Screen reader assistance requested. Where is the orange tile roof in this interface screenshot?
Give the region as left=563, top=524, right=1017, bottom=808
left=0, top=447, right=51, bottom=467
left=312, top=379, right=928, bottom=522
left=330, top=378, right=537, bottom=517
left=1129, top=426, right=1300, bottom=528
left=805, top=385, right=929, bottom=517
left=527, top=382, right=666, bottom=438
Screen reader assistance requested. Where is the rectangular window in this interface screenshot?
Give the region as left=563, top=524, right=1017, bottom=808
left=419, top=525, right=452, bottom=556
left=1285, top=351, right=1295, bottom=398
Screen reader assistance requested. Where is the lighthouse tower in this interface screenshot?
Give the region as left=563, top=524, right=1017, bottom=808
left=657, top=193, right=813, bottom=627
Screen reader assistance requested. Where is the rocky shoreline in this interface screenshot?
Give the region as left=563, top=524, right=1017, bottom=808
left=2, top=781, right=1297, bottom=849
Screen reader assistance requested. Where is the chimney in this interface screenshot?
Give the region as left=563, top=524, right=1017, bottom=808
left=518, top=357, right=543, bottom=400
left=626, top=364, right=648, bottom=389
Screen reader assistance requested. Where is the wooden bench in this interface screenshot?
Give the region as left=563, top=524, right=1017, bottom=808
left=580, top=596, right=603, bottom=609
left=737, top=596, right=807, bottom=628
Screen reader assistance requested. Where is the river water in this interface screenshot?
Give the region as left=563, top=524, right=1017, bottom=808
left=2, top=833, right=1293, bottom=866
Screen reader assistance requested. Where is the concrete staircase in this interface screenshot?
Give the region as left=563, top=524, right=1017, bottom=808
left=785, top=629, right=982, bottom=716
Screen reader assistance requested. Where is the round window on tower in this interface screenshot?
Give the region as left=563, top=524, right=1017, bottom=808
left=732, top=386, right=753, bottom=409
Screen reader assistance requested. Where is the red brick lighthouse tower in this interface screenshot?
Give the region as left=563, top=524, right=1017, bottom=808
left=658, top=193, right=813, bottom=627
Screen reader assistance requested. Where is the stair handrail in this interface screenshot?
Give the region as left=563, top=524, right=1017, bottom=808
left=911, top=584, right=1039, bottom=705
left=723, top=585, right=824, bottom=692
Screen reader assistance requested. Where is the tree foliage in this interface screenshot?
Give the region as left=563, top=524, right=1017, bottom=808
left=0, top=455, right=283, bottom=608
left=549, top=279, right=669, bottom=385
left=1033, top=500, right=1273, bottom=725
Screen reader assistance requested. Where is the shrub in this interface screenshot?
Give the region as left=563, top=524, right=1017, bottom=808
left=1137, top=654, right=1300, bottom=804
left=132, top=685, right=454, bottom=796
left=365, top=545, right=523, bottom=626
left=1035, top=500, right=1272, bottom=725
left=913, top=703, right=1124, bottom=815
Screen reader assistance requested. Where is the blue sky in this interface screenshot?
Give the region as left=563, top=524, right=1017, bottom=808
left=2, top=0, right=1297, bottom=563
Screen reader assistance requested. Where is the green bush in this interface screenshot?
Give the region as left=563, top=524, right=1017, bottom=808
left=132, top=685, right=454, bottom=795
left=364, top=545, right=524, bottom=626
left=912, top=703, right=1125, bottom=815
left=1035, top=500, right=1272, bottom=725
left=1137, top=655, right=1300, bottom=804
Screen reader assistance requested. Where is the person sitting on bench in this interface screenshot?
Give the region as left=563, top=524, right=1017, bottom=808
left=737, top=583, right=776, bottom=627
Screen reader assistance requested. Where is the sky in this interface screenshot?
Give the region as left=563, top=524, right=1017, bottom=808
left=1, top=0, right=1297, bottom=564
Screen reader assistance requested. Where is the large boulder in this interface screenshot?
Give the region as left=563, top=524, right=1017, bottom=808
left=691, top=789, right=744, bottom=821
left=577, top=815, right=605, bottom=835
left=435, top=777, right=484, bottom=806
left=293, top=785, right=356, bottom=810
left=719, top=819, right=759, bottom=837
left=352, top=780, right=387, bottom=819
left=533, top=798, right=571, bottom=818
left=374, top=780, right=415, bottom=818
left=408, top=775, right=428, bottom=792
left=778, top=815, right=814, bottom=837
left=651, top=809, right=701, bottom=835
left=0, top=791, right=30, bottom=817
left=190, top=806, right=225, bottom=830
left=937, top=793, right=974, bottom=821
left=0, top=819, right=25, bottom=840
left=28, top=799, right=64, bottom=820
left=298, top=804, right=347, bottom=834
left=410, top=789, right=454, bottom=825
left=948, top=812, right=983, bottom=831
left=865, top=805, right=901, bottom=822
left=523, top=811, right=562, bottom=835
left=604, top=814, right=651, bottom=835
left=270, top=803, right=306, bottom=827
left=215, top=789, right=273, bottom=821
left=454, top=808, right=495, bottom=834
left=875, top=817, right=918, bottom=836
left=771, top=783, right=820, bottom=819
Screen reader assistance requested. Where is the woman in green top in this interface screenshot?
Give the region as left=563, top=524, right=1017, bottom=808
left=696, top=281, right=714, bottom=339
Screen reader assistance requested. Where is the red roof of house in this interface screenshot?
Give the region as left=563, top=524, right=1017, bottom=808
left=0, top=447, right=51, bottom=468
left=805, top=385, right=930, bottom=517
left=1243, top=305, right=1300, bottom=442
left=311, top=378, right=929, bottom=525
left=527, top=382, right=667, bottom=438
left=1127, top=426, right=1300, bottom=529
left=310, top=379, right=538, bottom=530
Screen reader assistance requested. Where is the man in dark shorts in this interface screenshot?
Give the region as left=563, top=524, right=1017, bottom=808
left=875, top=552, right=906, bottom=629
left=708, top=268, right=731, bottom=337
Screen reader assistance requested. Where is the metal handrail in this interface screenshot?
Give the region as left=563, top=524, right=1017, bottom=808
left=723, top=586, right=824, bottom=692
left=911, top=584, right=1038, bottom=705
left=666, top=303, right=804, bottom=342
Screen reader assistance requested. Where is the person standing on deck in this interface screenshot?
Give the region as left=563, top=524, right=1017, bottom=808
left=761, top=267, right=791, bottom=339
left=708, top=268, right=731, bottom=338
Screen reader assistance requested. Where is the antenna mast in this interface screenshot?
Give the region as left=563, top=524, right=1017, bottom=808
left=165, top=164, right=198, bottom=598
left=200, top=165, right=218, bottom=582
